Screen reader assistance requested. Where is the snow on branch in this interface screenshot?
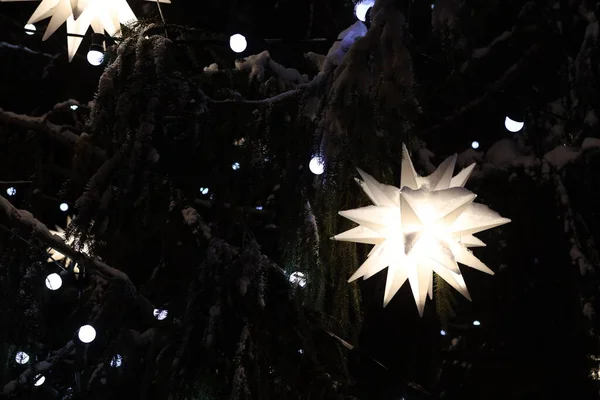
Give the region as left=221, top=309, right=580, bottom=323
left=0, top=195, right=134, bottom=287
left=210, top=72, right=327, bottom=106
left=0, top=108, right=106, bottom=159
left=235, top=51, right=309, bottom=84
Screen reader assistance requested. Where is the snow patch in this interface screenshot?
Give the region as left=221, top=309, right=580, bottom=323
left=235, top=51, right=308, bottom=83
left=203, top=63, right=219, bottom=74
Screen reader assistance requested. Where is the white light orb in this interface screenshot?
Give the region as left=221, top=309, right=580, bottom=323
left=504, top=116, right=524, bottom=132
left=87, top=49, right=105, bottom=66
left=59, top=202, right=69, bottom=212
left=431, top=3, right=435, bottom=9
left=229, top=34, right=247, bottom=53
left=232, top=162, right=240, bottom=171
left=298, top=349, right=304, bottom=354
left=473, top=320, right=481, bottom=326
left=354, top=0, right=375, bottom=22
left=440, top=329, right=447, bottom=336
left=289, top=271, right=307, bottom=287
left=15, top=351, right=30, bottom=365
left=34, top=374, right=45, bottom=386
left=309, top=157, right=325, bottom=175
left=471, top=141, right=480, bottom=149
left=200, top=187, right=209, bottom=195
left=110, top=354, right=122, bottom=368
left=153, top=308, right=168, bottom=321
left=78, top=325, right=96, bottom=343
left=6, top=187, right=16, bottom=196
left=24, top=23, right=36, bottom=35
left=70, top=104, right=79, bottom=111
left=45, top=273, right=62, bottom=290
left=256, top=206, right=263, bottom=210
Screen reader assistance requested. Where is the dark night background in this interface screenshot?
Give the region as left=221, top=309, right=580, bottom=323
left=0, top=0, right=599, bottom=399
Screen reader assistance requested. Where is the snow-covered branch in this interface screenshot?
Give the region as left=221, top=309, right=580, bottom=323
left=0, top=195, right=133, bottom=287
left=0, top=108, right=105, bottom=159
left=209, top=69, right=327, bottom=106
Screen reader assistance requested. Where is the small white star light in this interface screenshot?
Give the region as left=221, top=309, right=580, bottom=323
left=332, top=144, right=510, bottom=316
left=2, top=0, right=171, bottom=61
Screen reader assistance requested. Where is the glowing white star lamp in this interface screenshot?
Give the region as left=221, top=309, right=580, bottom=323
left=1, top=0, right=171, bottom=61
left=332, top=144, right=510, bottom=316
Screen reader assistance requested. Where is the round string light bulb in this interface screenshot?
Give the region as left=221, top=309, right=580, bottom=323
left=354, top=0, right=375, bottom=22
left=78, top=325, right=96, bottom=343
left=24, top=23, right=36, bottom=35
left=59, top=203, right=69, bottom=212
left=289, top=271, right=307, bottom=287
left=110, top=354, right=123, bottom=368
left=45, top=273, right=62, bottom=290
left=504, top=116, right=524, bottom=132
left=309, top=157, right=325, bottom=175
left=229, top=34, right=247, bottom=53
left=15, top=351, right=30, bottom=365
left=34, top=374, right=45, bottom=387
left=471, top=141, right=480, bottom=149
left=6, top=187, right=16, bottom=196
left=153, top=308, right=168, bottom=321
left=87, top=49, right=104, bottom=66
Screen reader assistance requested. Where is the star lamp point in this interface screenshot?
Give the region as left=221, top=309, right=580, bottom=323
left=4, top=0, right=171, bottom=61
left=333, top=144, right=510, bottom=316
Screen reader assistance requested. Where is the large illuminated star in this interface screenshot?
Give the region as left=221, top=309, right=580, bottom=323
left=333, top=144, right=510, bottom=316
left=1, top=0, right=170, bottom=61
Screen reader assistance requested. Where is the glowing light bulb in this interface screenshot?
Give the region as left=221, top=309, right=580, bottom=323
left=6, top=187, right=16, bottom=196
left=24, top=23, right=36, bottom=35
left=70, top=105, right=79, bottom=111
left=110, top=354, right=122, bottom=368
left=289, top=271, right=306, bottom=287
left=34, top=374, right=45, bottom=386
left=15, top=351, right=29, bottom=365
left=354, top=0, right=375, bottom=22
left=45, top=273, right=62, bottom=290
left=232, top=162, right=240, bottom=170
left=504, top=116, right=524, bottom=132
left=440, top=329, right=447, bottom=336
left=229, top=34, right=247, bottom=53
left=200, top=187, right=209, bottom=195
left=256, top=206, right=263, bottom=210
left=473, top=320, right=481, bottom=326
left=87, top=49, right=105, bottom=66
left=78, top=325, right=96, bottom=343
left=153, top=308, right=168, bottom=321
left=471, top=141, right=480, bottom=149
left=59, top=203, right=69, bottom=212
left=309, top=157, right=325, bottom=175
